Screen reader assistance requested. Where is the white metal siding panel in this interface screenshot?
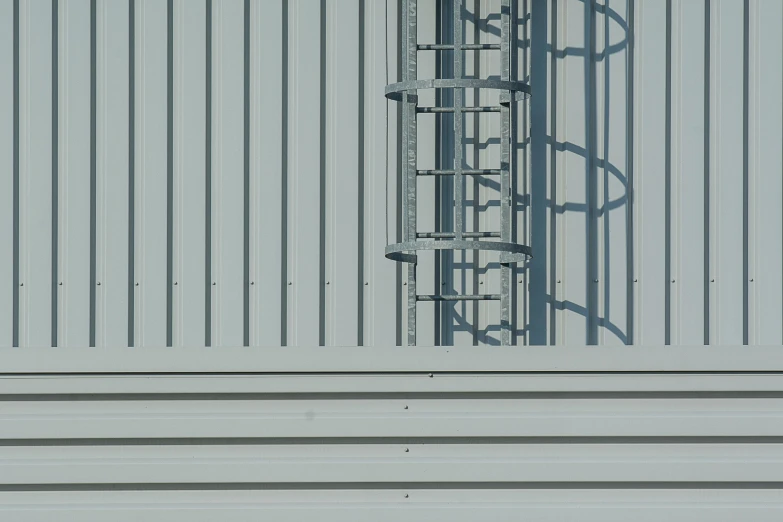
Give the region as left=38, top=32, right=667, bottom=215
left=212, top=0, right=245, bottom=347
left=173, top=0, right=207, bottom=348
left=135, top=0, right=168, bottom=347
left=96, top=0, right=131, bottom=348
left=326, top=0, right=360, bottom=346
left=250, top=0, right=284, bottom=346
left=288, top=0, right=323, bottom=346
left=58, top=0, right=91, bottom=348
left=712, top=0, right=746, bottom=345
left=672, top=0, right=707, bottom=345
left=750, top=0, right=783, bottom=345
left=0, top=0, right=14, bottom=347
left=0, top=0, right=782, bottom=346
left=19, top=0, right=54, bottom=348
left=3, top=348, right=783, bottom=520
left=634, top=0, right=667, bottom=345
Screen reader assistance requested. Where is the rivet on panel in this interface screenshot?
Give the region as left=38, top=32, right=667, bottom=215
left=556, top=280, right=561, bottom=284
left=428, top=373, right=434, bottom=378
left=750, top=278, right=754, bottom=282
left=135, top=282, right=139, bottom=286
left=174, top=282, right=178, bottom=286
left=671, top=279, right=675, bottom=283
left=403, top=282, right=407, bottom=286
left=593, top=279, right=598, bottom=283
left=711, top=279, right=715, bottom=283
left=97, top=282, right=101, bottom=286
left=365, top=282, right=369, bottom=286
left=404, top=448, right=409, bottom=452
left=326, top=281, right=330, bottom=285
left=251, top=281, right=255, bottom=285
left=19, top=283, right=23, bottom=287
left=633, top=279, right=638, bottom=283
left=213, top=282, right=217, bottom=286
left=404, top=494, right=409, bottom=499
left=288, top=281, right=292, bottom=286
left=404, top=405, right=409, bottom=410
left=58, top=282, right=63, bottom=286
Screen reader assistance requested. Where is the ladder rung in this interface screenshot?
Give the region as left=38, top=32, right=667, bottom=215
left=417, top=44, right=501, bottom=51
left=417, top=294, right=501, bottom=302
left=417, top=169, right=502, bottom=176
left=417, top=232, right=500, bottom=239
left=417, top=106, right=501, bottom=114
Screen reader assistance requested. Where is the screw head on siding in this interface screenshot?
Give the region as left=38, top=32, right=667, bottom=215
left=404, top=448, right=409, bottom=452
left=404, top=405, right=408, bottom=409
left=593, top=279, right=598, bottom=283
left=251, top=281, right=254, bottom=285
left=326, top=281, right=330, bottom=285
left=634, top=279, right=638, bottom=283
left=135, top=282, right=139, bottom=286
left=428, top=373, right=433, bottom=378
left=19, top=283, right=23, bottom=287
left=365, top=282, right=369, bottom=286
left=174, top=281, right=178, bottom=286
left=671, top=279, right=675, bottom=283
left=404, top=494, right=409, bottom=499
left=403, top=282, right=407, bottom=286
left=97, top=282, right=101, bottom=286
left=711, top=279, right=715, bottom=283
left=557, top=280, right=561, bottom=284
left=58, top=282, right=62, bottom=286
left=213, top=282, right=217, bottom=286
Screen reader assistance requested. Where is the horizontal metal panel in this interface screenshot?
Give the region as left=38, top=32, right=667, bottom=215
left=6, top=346, right=783, bottom=373
left=6, top=373, right=783, bottom=394
left=0, top=0, right=781, bottom=346
left=2, top=368, right=783, bottom=519
left=5, top=503, right=783, bottom=522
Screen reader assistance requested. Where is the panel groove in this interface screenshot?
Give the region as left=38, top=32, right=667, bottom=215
left=50, top=0, right=57, bottom=347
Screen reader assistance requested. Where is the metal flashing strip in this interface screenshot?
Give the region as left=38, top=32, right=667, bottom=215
left=3, top=347, right=783, bottom=374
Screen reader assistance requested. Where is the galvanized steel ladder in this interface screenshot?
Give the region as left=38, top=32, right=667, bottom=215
left=385, top=0, right=531, bottom=346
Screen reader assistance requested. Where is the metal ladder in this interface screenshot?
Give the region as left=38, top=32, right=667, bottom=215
left=385, top=0, right=531, bottom=346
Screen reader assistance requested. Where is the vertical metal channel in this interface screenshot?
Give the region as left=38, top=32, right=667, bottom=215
left=166, top=0, right=173, bottom=347
left=89, top=0, right=97, bottom=347
left=703, top=0, right=711, bottom=345
left=357, top=0, right=366, bottom=345
left=51, top=0, right=58, bottom=347
left=280, top=0, right=289, bottom=346
left=499, top=0, right=512, bottom=345
left=664, top=0, right=672, bottom=344
left=128, top=0, right=135, bottom=347
left=742, top=0, right=750, bottom=345
left=404, top=0, right=418, bottom=346
left=205, top=0, right=212, bottom=347
left=243, top=0, right=250, bottom=346
left=453, top=0, right=463, bottom=241
left=12, top=0, right=20, bottom=347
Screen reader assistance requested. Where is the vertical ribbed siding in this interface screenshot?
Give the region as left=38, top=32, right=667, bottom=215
left=1, top=0, right=783, bottom=347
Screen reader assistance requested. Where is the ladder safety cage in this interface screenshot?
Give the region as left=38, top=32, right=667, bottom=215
left=384, top=0, right=531, bottom=346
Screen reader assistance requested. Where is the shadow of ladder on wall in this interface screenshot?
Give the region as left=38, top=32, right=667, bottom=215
left=384, top=0, right=532, bottom=346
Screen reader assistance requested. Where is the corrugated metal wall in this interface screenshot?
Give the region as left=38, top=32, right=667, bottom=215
left=3, top=347, right=783, bottom=520
left=0, top=0, right=782, bottom=347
